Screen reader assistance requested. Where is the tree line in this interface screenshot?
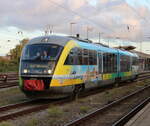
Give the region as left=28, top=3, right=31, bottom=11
left=0, top=39, right=29, bottom=73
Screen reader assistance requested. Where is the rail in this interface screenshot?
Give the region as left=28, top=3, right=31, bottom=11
left=0, top=74, right=149, bottom=122
left=65, top=85, right=150, bottom=126
left=112, top=97, right=150, bottom=126
left=0, top=97, right=71, bottom=122
left=0, top=74, right=7, bottom=82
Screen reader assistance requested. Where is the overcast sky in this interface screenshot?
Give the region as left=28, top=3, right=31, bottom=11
left=0, top=0, right=150, bottom=56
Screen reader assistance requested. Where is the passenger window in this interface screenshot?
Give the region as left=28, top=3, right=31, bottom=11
left=103, top=53, right=107, bottom=73
left=82, top=49, right=89, bottom=65
left=77, top=48, right=83, bottom=65
left=64, top=48, right=97, bottom=65
left=64, top=48, right=76, bottom=65
left=103, top=53, right=117, bottom=73
left=89, top=50, right=94, bottom=65
left=93, top=51, right=97, bottom=65
left=120, top=55, right=131, bottom=72
left=89, top=50, right=97, bottom=65
left=98, top=52, right=102, bottom=73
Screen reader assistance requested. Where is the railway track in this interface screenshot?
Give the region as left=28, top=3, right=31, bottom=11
left=112, top=97, right=150, bottom=126
left=0, top=72, right=149, bottom=123
left=0, top=76, right=149, bottom=123
left=0, top=97, right=71, bottom=122
left=136, top=72, right=150, bottom=82
left=0, top=73, right=18, bottom=89
left=65, top=85, right=150, bottom=126
left=0, top=81, right=18, bottom=88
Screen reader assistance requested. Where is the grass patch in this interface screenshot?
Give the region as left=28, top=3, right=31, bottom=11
left=25, top=118, right=38, bottom=126
left=77, top=98, right=87, bottom=103
left=79, top=106, right=90, bottom=114
left=48, top=118, right=64, bottom=126
left=47, top=106, right=64, bottom=117
left=0, top=87, right=27, bottom=106
left=0, top=121, right=14, bottom=126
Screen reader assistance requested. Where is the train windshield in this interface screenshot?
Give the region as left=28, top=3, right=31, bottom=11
left=22, top=44, right=62, bottom=61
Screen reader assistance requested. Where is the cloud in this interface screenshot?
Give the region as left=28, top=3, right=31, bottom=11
left=0, top=0, right=150, bottom=41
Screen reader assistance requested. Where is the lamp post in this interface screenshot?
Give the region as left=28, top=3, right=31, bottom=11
left=131, top=25, right=143, bottom=53
left=45, top=25, right=53, bottom=35
left=86, top=26, right=93, bottom=40
left=108, top=39, right=110, bottom=47
left=70, top=22, right=76, bottom=36
left=99, top=32, right=104, bottom=43
left=116, top=37, right=120, bottom=47
left=140, top=40, right=142, bottom=52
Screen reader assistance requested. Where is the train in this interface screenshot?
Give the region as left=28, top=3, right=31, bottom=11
left=19, top=35, right=139, bottom=98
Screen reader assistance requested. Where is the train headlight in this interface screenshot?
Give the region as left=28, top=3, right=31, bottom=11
left=48, top=69, right=52, bottom=74
left=23, top=69, right=28, bottom=73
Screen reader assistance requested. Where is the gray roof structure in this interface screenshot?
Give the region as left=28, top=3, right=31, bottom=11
left=27, top=35, right=72, bottom=46
left=26, top=35, right=139, bottom=58
left=131, top=50, right=150, bottom=59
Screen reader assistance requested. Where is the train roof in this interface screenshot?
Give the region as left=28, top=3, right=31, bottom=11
left=27, top=35, right=71, bottom=46
left=27, top=35, right=116, bottom=52
left=75, top=39, right=137, bottom=57
left=27, top=35, right=136, bottom=57
left=76, top=40, right=118, bottom=53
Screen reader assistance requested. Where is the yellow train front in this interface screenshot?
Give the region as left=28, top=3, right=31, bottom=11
left=19, top=35, right=139, bottom=98
left=19, top=35, right=84, bottom=98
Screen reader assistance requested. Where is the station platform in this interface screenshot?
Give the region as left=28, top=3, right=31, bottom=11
left=125, top=102, right=150, bottom=126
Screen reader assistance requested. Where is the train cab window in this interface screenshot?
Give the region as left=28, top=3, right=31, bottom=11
left=22, top=44, right=62, bottom=61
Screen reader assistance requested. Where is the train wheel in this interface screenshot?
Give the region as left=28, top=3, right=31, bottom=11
left=114, top=77, right=121, bottom=87
left=72, top=84, right=85, bottom=100
left=114, top=83, right=119, bottom=87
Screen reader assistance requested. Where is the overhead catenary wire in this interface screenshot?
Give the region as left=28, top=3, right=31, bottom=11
left=48, top=0, right=114, bottom=33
